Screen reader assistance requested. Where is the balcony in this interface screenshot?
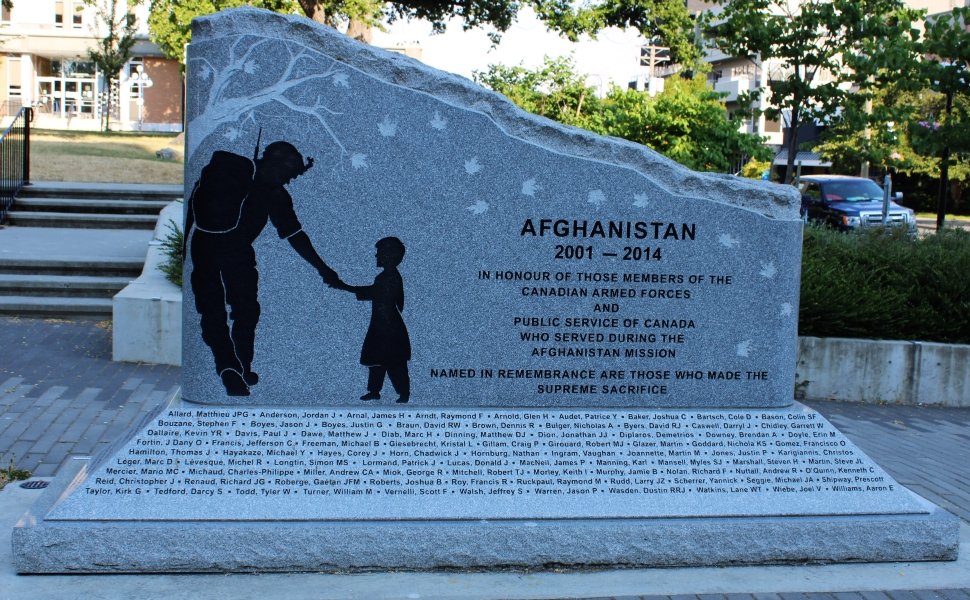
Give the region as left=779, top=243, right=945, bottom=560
left=713, top=76, right=753, bottom=103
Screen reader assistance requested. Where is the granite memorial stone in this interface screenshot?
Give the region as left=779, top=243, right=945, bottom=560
left=13, top=7, right=959, bottom=573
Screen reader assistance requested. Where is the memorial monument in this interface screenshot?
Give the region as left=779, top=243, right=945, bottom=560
left=13, top=8, right=958, bottom=572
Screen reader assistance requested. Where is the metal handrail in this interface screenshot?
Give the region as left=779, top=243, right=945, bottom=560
left=0, top=106, right=32, bottom=223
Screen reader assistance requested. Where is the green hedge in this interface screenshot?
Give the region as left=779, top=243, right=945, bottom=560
left=799, top=225, right=970, bottom=344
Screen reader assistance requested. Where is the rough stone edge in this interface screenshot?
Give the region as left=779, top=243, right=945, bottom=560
left=112, top=200, right=183, bottom=366
left=12, top=457, right=958, bottom=573
left=190, top=8, right=800, bottom=222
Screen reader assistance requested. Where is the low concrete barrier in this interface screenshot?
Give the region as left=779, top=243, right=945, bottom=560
left=797, top=337, right=970, bottom=407
left=112, top=201, right=182, bottom=366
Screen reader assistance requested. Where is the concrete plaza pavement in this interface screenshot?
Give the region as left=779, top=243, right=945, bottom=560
left=0, top=316, right=968, bottom=599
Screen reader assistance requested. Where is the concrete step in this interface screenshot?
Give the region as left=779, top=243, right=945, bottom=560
left=0, top=295, right=113, bottom=317
left=0, top=274, right=132, bottom=298
left=13, top=197, right=170, bottom=215
left=0, top=257, right=144, bottom=277
left=21, top=182, right=183, bottom=202
left=5, top=211, right=159, bottom=229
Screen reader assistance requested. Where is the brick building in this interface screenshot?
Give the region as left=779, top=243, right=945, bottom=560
left=0, top=1, right=182, bottom=132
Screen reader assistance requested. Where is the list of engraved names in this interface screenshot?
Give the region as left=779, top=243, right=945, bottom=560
left=89, top=407, right=894, bottom=503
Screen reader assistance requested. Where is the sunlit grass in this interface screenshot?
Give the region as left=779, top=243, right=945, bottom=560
left=29, top=129, right=183, bottom=184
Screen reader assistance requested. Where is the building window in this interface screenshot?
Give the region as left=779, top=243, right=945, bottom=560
left=8, top=65, right=20, bottom=97
left=764, top=118, right=782, bottom=133
left=56, top=1, right=83, bottom=28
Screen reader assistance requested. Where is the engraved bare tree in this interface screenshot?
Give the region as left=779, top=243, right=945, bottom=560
left=186, top=35, right=349, bottom=159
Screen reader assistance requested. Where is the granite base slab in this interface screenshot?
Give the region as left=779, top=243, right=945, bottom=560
left=12, top=455, right=958, bottom=573
left=12, top=398, right=961, bottom=573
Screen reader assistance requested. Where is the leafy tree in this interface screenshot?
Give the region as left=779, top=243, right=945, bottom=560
left=476, top=56, right=770, bottom=172
left=599, top=77, right=772, bottom=172
left=148, top=1, right=299, bottom=66
left=148, top=0, right=700, bottom=68
left=473, top=56, right=602, bottom=130
left=920, top=6, right=970, bottom=228
left=711, top=0, right=924, bottom=183
left=86, top=0, right=140, bottom=132
left=817, top=7, right=970, bottom=221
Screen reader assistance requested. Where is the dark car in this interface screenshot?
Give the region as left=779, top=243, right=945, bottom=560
left=797, top=175, right=916, bottom=233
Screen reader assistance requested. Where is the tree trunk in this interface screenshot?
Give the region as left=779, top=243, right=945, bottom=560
left=346, top=19, right=373, bottom=43
left=937, top=88, right=954, bottom=231
left=103, top=78, right=112, bottom=132
left=297, top=1, right=329, bottom=24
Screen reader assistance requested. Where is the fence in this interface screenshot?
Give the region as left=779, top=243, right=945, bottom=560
left=0, top=106, right=32, bottom=223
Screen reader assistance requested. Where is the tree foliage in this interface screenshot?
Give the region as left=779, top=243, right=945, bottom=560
left=475, top=56, right=771, bottom=173
left=710, top=0, right=923, bottom=182
left=601, top=77, right=772, bottom=172
left=474, top=56, right=600, bottom=130
left=148, top=0, right=700, bottom=68
left=85, top=0, right=140, bottom=132
left=815, top=7, right=970, bottom=214
left=148, top=0, right=299, bottom=65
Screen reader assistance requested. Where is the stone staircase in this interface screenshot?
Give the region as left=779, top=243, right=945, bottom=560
left=0, top=182, right=183, bottom=318
left=4, top=182, right=175, bottom=229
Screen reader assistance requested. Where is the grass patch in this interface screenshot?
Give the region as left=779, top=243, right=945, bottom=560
left=30, top=129, right=183, bottom=184
left=800, top=224, right=970, bottom=343
left=915, top=212, right=970, bottom=222
left=0, top=454, right=31, bottom=491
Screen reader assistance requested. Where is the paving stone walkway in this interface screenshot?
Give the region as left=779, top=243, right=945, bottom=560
left=0, top=316, right=178, bottom=476
left=0, top=316, right=967, bottom=598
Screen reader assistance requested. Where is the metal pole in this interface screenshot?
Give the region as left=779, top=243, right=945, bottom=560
left=882, top=173, right=891, bottom=225
left=23, top=107, right=30, bottom=186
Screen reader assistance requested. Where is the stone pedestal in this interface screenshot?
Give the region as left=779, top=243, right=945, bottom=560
left=13, top=396, right=958, bottom=573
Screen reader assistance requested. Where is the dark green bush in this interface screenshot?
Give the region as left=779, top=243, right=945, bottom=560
left=800, top=225, right=970, bottom=343
left=159, top=219, right=183, bottom=288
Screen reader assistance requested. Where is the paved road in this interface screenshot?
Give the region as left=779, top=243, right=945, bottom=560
left=0, top=316, right=967, bottom=599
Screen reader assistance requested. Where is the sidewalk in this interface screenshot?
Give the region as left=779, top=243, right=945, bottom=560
left=0, top=316, right=968, bottom=599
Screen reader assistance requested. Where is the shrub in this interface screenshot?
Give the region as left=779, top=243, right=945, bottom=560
left=159, top=219, right=184, bottom=288
left=799, top=225, right=970, bottom=343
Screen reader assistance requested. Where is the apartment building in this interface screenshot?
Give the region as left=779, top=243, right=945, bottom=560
left=0, top=1, right=182, bottom=131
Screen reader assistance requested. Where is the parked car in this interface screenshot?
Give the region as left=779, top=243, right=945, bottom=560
left=797, top=175, right=916, bottom=234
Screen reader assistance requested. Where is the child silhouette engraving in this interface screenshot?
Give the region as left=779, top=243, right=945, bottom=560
left=337, top=237, right=411, bottom=403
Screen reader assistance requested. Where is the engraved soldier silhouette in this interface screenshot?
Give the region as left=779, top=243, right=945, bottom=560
left=185, top=138, right=341, bottom=396
left=335, top=237, right=411, bottom=403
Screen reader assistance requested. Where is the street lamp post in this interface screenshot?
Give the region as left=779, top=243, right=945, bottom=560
left=132, top=65, right=153, bottom=131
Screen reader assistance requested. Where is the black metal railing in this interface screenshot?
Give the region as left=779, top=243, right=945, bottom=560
left=0, top=107, right=32, bottom=223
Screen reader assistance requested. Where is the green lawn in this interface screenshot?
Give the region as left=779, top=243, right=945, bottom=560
left=30, top=129, right=183, bottom=184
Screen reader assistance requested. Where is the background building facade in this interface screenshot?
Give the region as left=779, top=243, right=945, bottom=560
left=0, top=1, right=182, bottom=131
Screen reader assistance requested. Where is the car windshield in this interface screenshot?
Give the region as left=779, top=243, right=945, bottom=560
left=821, top=180, right=884, bottom=202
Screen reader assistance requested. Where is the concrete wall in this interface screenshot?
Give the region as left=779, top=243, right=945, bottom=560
left=112, top=201, right=182, bottom=366
left=797, top=337, right=970, bottom=407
